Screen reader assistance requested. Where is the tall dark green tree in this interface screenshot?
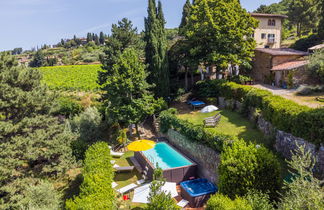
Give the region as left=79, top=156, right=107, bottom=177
left=101, top=48, right=165, bottom=137
left=29, top=50, right=45, bottom=67
left=98, top=18, right=140, bottom=88
left=319, top=0, right=324, bottom=38
left=99, top=31, right=105, bottom=45
left=0, top=53, right=75, bottom=208
left=288, top=0, right=318, bottom=36
left=254, top=4, right=273, bottom=14
left=144, top=0, right=170, bottom=99
left=179, top=0, right=192, bottom=35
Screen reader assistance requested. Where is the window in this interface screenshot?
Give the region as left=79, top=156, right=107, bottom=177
left=261, top=33, right=266, bottom=39
left=268, top=19, right=276, bottom=26
left=268, top=34, right=275, bottom=43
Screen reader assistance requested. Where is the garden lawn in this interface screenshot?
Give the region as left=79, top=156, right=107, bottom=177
left=178, top=110, right=269, bottom=146
left=113, top=151, right=146, bottom=209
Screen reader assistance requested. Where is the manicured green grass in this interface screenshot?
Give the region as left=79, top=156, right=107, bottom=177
left=178, top=110, right=269, bottom=146
left=38, top=64, right=101, bottom=91
left=112, top=151, right=147, bottom=209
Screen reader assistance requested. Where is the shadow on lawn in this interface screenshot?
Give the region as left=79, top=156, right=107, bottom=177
left=216, top=110, right=272, bottom=147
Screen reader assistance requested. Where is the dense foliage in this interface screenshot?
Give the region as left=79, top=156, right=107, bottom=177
left=185, top=0, right=257, bottom=68
left=206, top=194, right=252, bottom=210
left=159, top=109, right=233, bottom=152
left=0, top=53, right=76, bottom=208
left=101, top=47, right=165, bottom=137
left=145, top=0, right=170, bottom=98
left=195, top=80, right=324, bottom=145
left=245, top=190, right=274, bottom=210
left=308, top=49, right=324, bottom=82
left=219, top=139, right=281, bottom=200
left=66, top=142, right=115, bottom=209
left=52, top=96, right=83, bottom=117
left=146, top=167, right=179, bottom=210
left=39, top=64, right=101, bottom=91
left=278, top=145, right=324, bottom=209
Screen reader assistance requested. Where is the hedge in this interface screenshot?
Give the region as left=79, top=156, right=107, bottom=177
left=195, top=80, right=324, bottom=146
left=65, top=142, right=115, bottom=210
left=206, top=194, right=252, bottom=210
left=159, top=109, right=234, bottom=152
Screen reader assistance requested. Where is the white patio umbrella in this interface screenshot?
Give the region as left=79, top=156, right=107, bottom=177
left=132, top=182, right=178, bottom=204
left=200, top=105, right=219, bottom=113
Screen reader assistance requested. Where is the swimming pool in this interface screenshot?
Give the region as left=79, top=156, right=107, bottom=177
left=135, top=142, right=197, bottom=183
left=142, top=142, right=193, bottom=170
left=180, top=179, right=218, bottom=207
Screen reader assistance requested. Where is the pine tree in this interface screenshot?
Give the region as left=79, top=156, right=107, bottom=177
left=179, top=0, right=192, bottom=35
left=29, top=50, right=45, bottom=67
left=99, top=31, right=105, bottom=45
left=0, top=53, right=75, bottom=208
left=101, top=48, right=165, bottom=138
left=144, top=0, right=170, bottom=99
left=98, top=18, right=139, bottom=87
left=319, top=0, right=324, bottom=38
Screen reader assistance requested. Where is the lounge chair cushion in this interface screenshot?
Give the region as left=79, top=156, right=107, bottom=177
left=177, top=199, right=189, bottom=208
left=117, top=183, right=138, bottom=194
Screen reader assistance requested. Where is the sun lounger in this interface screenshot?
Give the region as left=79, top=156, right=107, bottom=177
left=110, top=150, right=124, bottom=157
left=136, top=179, right=145, bottom=185
left=113, top=164, right=120, bottom=168
left=117, top=183, right=138, bottom=194
left=204, top=114, right=221, bottom=127
left=177, top=199, right=189, bottom=208
left=114, top=166, right=135, bottom=173
left=112, top=182, right=118, bottom=188
left=110, top=160, right=116, bottom=164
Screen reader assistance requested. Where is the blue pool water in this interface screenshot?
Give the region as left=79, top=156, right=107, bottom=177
left=180, top=179, right=218, bottom=197
left=142, top=142, right=193, bottom=170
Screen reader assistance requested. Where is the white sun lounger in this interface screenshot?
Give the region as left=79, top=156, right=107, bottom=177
left=111, top=150, right=124, bottom=157
left=136, top=179, right=145, bottom=185
left=117, top=183, right=138, bottom=194
left=177, top=199, right=189, bottom=208
left=112, top=182, right=118, bottom=188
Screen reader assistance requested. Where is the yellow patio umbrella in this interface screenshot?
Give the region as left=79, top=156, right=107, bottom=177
left=127, top=140, right=156, bottom=152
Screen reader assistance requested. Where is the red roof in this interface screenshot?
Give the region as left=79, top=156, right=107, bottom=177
left=256, top=48, right=309, bottom=56
left=271, top=60, right=309, bottom=71
left=250, top=13, right=288, bottom=19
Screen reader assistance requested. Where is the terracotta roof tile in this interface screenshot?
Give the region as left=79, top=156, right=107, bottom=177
left=271, top=60, right=309, bottom=71
left=256, top=48, right=309, bottom=56
left=250, top=13, right=288, bottom=19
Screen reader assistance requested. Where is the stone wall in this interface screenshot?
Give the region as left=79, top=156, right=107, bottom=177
left=165, top=129, right=220, bottom=183
left=217, top=96, right=324, bottom=178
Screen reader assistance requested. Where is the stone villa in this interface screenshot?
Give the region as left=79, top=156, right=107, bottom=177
left=251, top=13, right=288, bottom=49
left=250, top=13, right=310, bottom=87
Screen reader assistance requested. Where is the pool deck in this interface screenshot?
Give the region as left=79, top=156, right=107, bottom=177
left=175, top=185, right=205, bottom=210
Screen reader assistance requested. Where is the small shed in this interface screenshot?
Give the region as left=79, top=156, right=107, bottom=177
left=252, top=48, right=309, bottom=87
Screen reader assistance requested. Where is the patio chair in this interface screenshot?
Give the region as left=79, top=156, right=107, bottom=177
left=114, top=166, right=135, bottom=173
left=204, top=115, right=221, bottom=127
left=204, top=113, right=220, bottom=121
left=177, top=199, right=189, bottom=209
left=117, top=183, right=138, bottom=194
left=110, top=150, right=124, bottom=157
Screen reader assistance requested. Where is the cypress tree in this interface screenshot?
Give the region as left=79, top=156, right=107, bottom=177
left=179, top=0, right=192, bottom=35
left=99, top=31, right=105, bottom=45
left=144, top=0, right=170, bottom=99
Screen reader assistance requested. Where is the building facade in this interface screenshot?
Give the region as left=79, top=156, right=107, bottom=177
left=251, top=13, right=287, bottom=49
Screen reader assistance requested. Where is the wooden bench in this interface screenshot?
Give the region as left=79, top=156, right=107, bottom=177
left=204, top=114, right=221, bottom=127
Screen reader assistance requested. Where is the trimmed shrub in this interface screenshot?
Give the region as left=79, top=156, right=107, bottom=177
left=206, top=194, right=252, bottom=210
left=65, top=142, right=115, bottom=210
left=219, top=139, right=281, bottom=200
left=245, top=190, right=274, bottom=210
left=195, top=80, right=324, bottom=145
left=159, top=109, right=233, bottom=152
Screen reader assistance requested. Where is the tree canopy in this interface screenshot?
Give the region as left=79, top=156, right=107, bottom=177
left=185, top=0, right=258, bottom=69
left=144, top=0, right=170, bottom=99
left=0, top=53, right=75, bottom=208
